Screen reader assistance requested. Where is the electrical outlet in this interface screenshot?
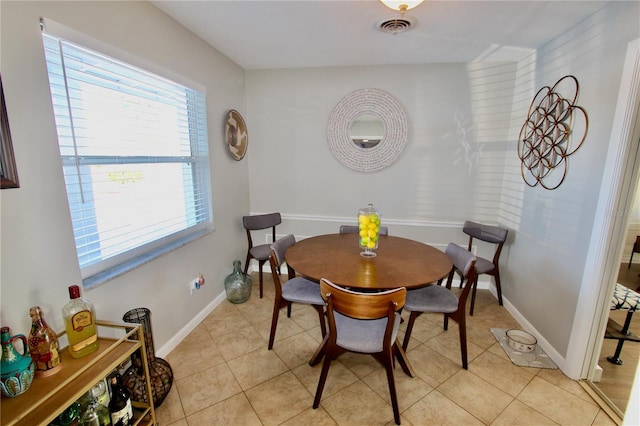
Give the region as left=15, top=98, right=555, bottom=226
left=189, top=274, right=205, bottom=295
left=189, top=278, right=199, bottom=295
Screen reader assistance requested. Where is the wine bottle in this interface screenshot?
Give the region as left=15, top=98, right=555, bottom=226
left=62, top=285, right=98, bottom=358
left=109, top=374, right=133, bottom=426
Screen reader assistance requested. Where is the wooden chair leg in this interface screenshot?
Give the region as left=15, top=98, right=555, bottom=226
left=458, top=318, right=468, bottom=369
left=313, top=346, right=334, bottom=409
left=308, top=334, right=328, bottom=366
left=401, top=311, right=420, bottom=351
left=494, top=269, right=503, bottom=306
left=258, top=260, right=265, bottom=298
left=445, top=269, right=455, bottom=290
left=244, top=253, right=251, bottom=274
left=268, top=300, right=281, bottom=350
left=469, top=277, right=478, bottom=316
left=394, top=340, right=414, bottom=377
left=383, top=350, right=401, bottom=425
left=314, top=305, right=327, bottom=337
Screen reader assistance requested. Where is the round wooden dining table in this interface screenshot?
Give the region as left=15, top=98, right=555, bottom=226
left=285, top=233, right=453, bottom=290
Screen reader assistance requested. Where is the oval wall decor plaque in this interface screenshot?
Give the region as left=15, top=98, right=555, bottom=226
left=225, top=109, right=248, bottom=161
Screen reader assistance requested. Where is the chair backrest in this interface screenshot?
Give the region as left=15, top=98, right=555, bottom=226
left=463, top=221, right=508, bottom=244
left=445, top=243, right=478, bottom=307
left=269, top=234, right=297, bottom=297
left=339, top=224, right=389, bottom=236
left=270, top=233, right=295, bottom=269
left=445, top=242, right=476, bottom=275
left=462, top=220, right=508, bottom=264
left=243, top=212, right=281, bottom=231
left=243, top=212, right=281, bottom=249
left=320, top=278, right=405, bottom=320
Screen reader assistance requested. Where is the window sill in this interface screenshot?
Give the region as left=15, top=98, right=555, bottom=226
left=82, top=228, right=212, bottom=289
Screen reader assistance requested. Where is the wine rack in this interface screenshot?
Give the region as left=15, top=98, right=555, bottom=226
left=0, top=320, right=157, bottom=426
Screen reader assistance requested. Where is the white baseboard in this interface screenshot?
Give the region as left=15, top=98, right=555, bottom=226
left=155, top=290, right=227, bottom=358
left=593, top=364, right=603, bottom=382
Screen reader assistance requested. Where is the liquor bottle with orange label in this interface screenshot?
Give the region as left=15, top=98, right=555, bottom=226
left=62, top=285, right=98, bottom=358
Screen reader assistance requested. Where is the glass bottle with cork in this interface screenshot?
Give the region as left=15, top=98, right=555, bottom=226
left=62, top=285, right=98, bottom=358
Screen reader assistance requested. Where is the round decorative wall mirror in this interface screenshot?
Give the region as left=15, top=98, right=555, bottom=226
left=328, top=88, right=407, bottom=172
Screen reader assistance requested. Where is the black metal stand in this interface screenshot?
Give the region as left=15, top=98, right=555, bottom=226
left=605, top=310, right=639, bottom=365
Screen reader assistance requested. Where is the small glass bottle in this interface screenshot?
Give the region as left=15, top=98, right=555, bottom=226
left=62, top=285, right=98, bottom=359
left=109, top=374, right=133, bottom=426
left=28, top=306, right=61, bottom=377
left=224, top=260, right=252, bottom=303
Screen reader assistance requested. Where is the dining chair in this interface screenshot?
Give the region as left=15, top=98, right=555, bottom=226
left=242, top=212, right=281, bottom=298
left=313, top=278, right=408, bottom=425
left=401, top=243, right=477, bottom=369
left=462, top=220, right=508, bottom=313
left=339, top=224, right=389, bottom=235
left=268, top=234, right=326, bottom=350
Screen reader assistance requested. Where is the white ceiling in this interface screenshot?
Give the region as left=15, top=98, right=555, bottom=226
left=151, top=0, right=608, bottom=70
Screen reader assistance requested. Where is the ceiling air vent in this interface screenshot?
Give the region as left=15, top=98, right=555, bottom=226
left=376, top=15, right=416, bottom=34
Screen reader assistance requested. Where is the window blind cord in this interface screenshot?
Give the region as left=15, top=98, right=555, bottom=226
left=57, top=37, right=85, bottom=204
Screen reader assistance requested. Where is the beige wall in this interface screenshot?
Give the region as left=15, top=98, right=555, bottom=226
left=0, top=1, right=248, bottom=351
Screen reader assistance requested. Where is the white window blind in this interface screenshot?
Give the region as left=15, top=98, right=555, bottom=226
left=41, top=32, right=213, bottom=285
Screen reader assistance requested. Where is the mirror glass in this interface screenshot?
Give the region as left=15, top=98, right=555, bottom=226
left=350, top=113, right=384, bottom=148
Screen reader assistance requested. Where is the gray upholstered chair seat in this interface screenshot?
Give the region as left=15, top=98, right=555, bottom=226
left=405, top=285, right=458, bottom=314
left=334, top=312, right=401, bottom=353
left=249, top=244, right=271, bottom=261
left=474, top=257, right=494, bottom=274
left=281, top=277, right=323, bottom=305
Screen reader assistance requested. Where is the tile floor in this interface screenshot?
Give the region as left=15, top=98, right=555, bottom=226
left=156, top=273, right=617, bottom=425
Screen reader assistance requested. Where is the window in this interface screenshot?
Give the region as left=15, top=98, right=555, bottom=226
left=42, top=32, right=213, bottom=287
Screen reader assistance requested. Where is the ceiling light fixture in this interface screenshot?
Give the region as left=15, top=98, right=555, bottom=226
left=379, top=0, right=424, bottom=15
